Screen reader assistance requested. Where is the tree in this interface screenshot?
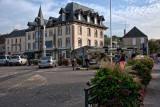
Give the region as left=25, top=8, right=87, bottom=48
left=104, top=35, right=110, bottom=46
left=148, top=39, right=160, bottom=54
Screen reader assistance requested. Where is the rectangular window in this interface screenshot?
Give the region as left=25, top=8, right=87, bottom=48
left=35, top=32, right=38, bottom=39
left=66, top=50, right=70, bottom=58
left=45, top=31, right=47, bottom=37
left=28, top=33, right=31, bottom=40
left=132, top=38, right=136, bottom=45
left=78, top=14, right=81, bottom=20
left=12, top=39, right=13, bottom=44
left=15, top=39, right=17, bottom=44
left=8, top=47, right=9, bottom=52
left=20, top=38, right=21, bottom=43
left=20, top=45, right=21, bottom=51
left=95, top=40, right=98, bottom=47
left=94, top=17, right=97, bottom=24
left=87, top=28, right=91, bottom=36
left=33, top=42, right=35, bottom=49
left=35, top=42, right=38, bottom=49
left=62, top=13, right=65, bottom=21
left=87, top=16, right=90, bottom=23
left=11, top=47, right=13, bottom=51
left=15, top=46, right=17, bottom=51
left=33, top=32, right=35, bottom=39
left=66, top=26, right=70, bottom=35
left=94, top=30, right=97, bottom=37
left=100, top=41, right=103, bottom=46
left=59, top=27, right=62, bottom=36
left=59, top=39, right=62, bottom=47
left=78, top=26, right=82, bottom=35
left=100, top=31, right=103, bottom=38
left=28, top=43, right=31, bottom=50
left=87, top=39, right=91, bottom=46
left=78, top=38, right=82, bottom=47
left=141, top=38, right=144, bottom=43
left=45, top=41, right=53, bottom=48
left=59, top=51, right=62, bottom=59
left=49, top=30, right=53, bottom=37
left=100, top=21, right=102, bottom=25
left=66, top=38, right=70, bottom=47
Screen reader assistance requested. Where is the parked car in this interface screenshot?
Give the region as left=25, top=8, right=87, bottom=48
left=0, top=55, right=10, bottom=65
left=9, top=56, right=27, bottom=66
left=38, top=56, right=58, bottom=68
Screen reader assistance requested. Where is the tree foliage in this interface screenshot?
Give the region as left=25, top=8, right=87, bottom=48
left=148, top=39, right=160, bottom=54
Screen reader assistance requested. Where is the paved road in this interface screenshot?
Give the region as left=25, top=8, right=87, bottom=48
left=0, top=65, right=96, bottom=107
left=144, top=64, right=160, bottom=107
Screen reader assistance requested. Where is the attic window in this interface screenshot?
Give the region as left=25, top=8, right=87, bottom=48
left=87, top=15, right=90, bottom=23
left=78, top=14, right=81, bottom=20
left=94, top=17, right=97, bottom=24
left=62, top=13, right=65, bottom=21
left=100, top=21, right=102, bottom=25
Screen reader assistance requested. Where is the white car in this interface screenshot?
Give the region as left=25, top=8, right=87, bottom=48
left=0, top=55, right=10, bottom=66
left=38, top=56, right=58, bottom=68
left=9, top=56, right=27, bottom=66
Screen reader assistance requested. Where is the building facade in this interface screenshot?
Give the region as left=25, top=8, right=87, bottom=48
left=26, top=2, right=107, bottom=59
left=122, top=27, right=148, bottom=55
left=0, top=34, right=8, bottom=55
left=5, top=29, right=26, bottom=56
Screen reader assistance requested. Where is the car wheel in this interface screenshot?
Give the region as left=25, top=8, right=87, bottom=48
left=5, top=61, right=9, bottom=66
left=9, top=63, right=12, bottom=66
left=39, top=66, right=41, bottom=69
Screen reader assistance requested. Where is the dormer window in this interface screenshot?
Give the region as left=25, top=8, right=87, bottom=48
left=94, top=17, right=97, bottom=24
left=100, top=21, right=102, bottom=25
left=78, top=14, right=81, bottom=20
left=62, top=13, right=65, bottom=21
left=87, top=15, right=90, bottom=23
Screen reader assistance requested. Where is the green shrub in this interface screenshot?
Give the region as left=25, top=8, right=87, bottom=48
left=89, top=67, right=143, bottom=106
left=32, top=59, right=38, bottom=65
left=58, top=59, right=63, bottom=66
left=63, top=59, right=69, bottom=66
left=126, top=56, right=154, bottom=86
left=76, top=58, right=83, bottom=65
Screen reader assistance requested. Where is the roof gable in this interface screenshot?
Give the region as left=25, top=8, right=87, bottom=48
left=123, top=27, right=147, bottom=38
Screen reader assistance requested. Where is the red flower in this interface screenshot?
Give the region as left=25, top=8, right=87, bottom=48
left=119, top=80, right=122, bottom=82
left=138, top=90, right=142, bottom=94
left=138, top=96, right=143, bottom=100
left=109, top=74, right=113, bottom=78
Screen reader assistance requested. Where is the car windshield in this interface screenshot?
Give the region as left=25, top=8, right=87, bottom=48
left=11, top=56, right=19, bottom=59
left=40, top=56, right=51, bottom=60
left=0, top=56, right=5, bottom=59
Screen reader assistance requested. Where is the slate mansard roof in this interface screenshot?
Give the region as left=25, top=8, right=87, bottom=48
left=27, top=2, right=107, bottom=31
left=0, top=34, right=8, bottom=44
left=6, top=29, right=26, bottom=38
left=123, top=27, right=147, bottom=38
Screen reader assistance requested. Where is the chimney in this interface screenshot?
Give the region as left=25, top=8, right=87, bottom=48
left=124, top=29, right=126, bottom=36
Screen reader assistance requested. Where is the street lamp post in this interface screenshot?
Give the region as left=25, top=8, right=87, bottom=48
left=37, top=17, right=48, bottom=57
left=43, top=25, right=46, bottom=57
left=110, top=0, right=113, bottom=63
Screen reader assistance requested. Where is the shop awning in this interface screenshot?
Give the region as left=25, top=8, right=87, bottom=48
left=23, top=52, right=35, bottom=56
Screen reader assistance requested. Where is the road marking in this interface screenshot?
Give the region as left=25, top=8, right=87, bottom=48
left=53, top=66, right=60, bottom=71
left=0, top=72, right=17, bottom=78
left=0, top=74, right=47, bottom=96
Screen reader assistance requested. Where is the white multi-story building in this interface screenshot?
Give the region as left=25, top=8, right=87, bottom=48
left=26, top=2, right=108, bottom=59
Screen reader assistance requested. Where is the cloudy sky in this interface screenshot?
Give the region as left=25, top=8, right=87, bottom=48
left=0, top=0, right=160, bottom=39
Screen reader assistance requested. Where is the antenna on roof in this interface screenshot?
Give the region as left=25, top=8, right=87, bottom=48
left=124, top=21, right=126, bottom=35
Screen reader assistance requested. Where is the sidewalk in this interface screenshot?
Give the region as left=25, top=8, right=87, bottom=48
left=143, top=64, right=160, bottom=107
